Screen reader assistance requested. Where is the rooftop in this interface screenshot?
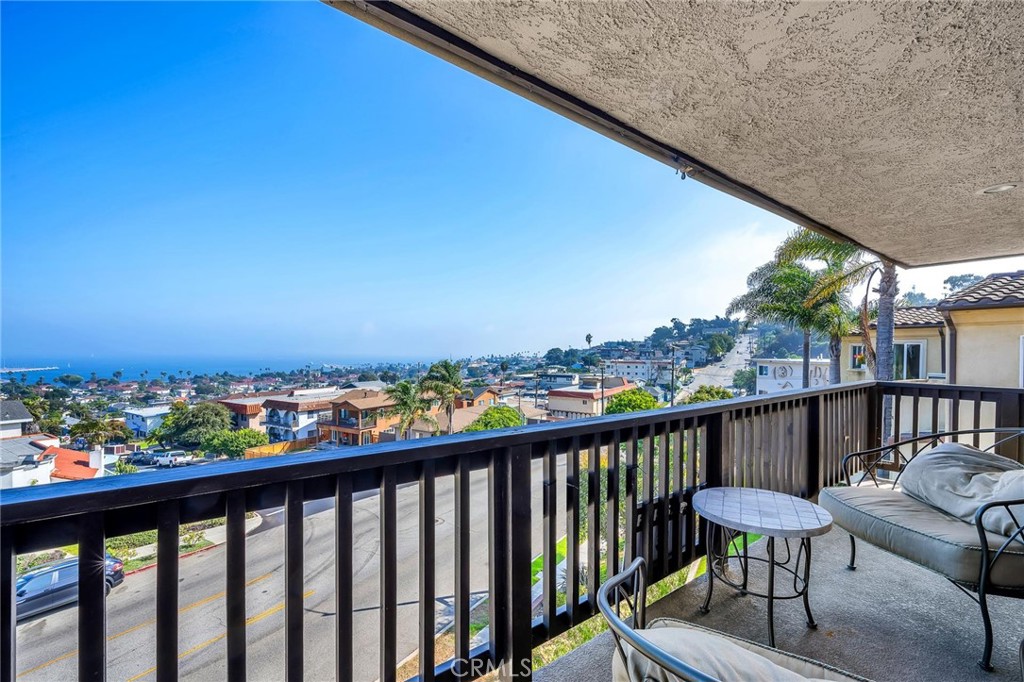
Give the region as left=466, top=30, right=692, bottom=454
left=123, top=405, right=173, bottom=418
left=0, top=434, right=55, bottom=468
left=937, top=270, right=1024, bottom=311
left=46, top=446, right=99, bottom=482
left=0, top=400, right=33, bottom=424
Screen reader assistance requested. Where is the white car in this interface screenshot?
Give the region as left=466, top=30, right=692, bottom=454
left=156, top=451, right=190, bottom=467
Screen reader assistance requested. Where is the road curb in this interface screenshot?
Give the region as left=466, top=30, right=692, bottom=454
left=124, top=513, right=263, bottom=577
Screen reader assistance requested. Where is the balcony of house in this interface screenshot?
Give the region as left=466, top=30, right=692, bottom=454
left=317, top=413, right=378, bottom=430
left=2, top=380, right=1021, bottom=682
left=262, top=412, right=299, bottom=429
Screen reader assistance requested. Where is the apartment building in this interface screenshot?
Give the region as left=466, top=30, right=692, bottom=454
left=317, top=389, right=413, bottom=446
left=124, top=405, right=172, bottom=438
left=455, top=387, right=501, bottom=408
left=547, top=378, right=634, bottom=419
left=754, top=358, right=831, bottom=394
left=262, top=388, right=347, bottom=443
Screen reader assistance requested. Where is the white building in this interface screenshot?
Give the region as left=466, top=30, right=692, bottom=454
left=1, top=400, right=34, bottom=440
left=754, top=358, right=831, bottom=394
left=124, top=405, right=173, bottom=437
left=261, top=388, right=346, bottom=443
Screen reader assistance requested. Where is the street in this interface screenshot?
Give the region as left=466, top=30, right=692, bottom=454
left=687, top=333, right=753, bottom=394
left=15, top=459, right=565, bottom=682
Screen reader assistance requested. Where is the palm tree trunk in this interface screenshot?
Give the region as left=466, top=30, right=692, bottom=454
left=801, top=329, right=811, bottom=388
left=875, top=260, right=899, bottom=441
left=447, top=405, right=454, bottom=435
left=829, top=334, right=842, bottom=384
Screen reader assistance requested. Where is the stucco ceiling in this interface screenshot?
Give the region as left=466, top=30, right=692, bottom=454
left=332, top=1, right=1024, bottom=267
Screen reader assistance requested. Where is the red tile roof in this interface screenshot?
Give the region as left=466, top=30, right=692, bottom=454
left=46, top=446, right=99, bottom=481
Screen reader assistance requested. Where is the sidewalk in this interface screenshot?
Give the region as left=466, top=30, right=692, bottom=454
left=126, top=513, right=263, bottom=573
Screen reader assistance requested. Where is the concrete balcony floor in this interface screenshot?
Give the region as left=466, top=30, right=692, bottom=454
left=537, top=528, right=1022, bottom=682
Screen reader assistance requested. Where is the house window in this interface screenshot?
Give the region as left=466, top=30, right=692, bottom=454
left=582, top=400, right=588, bottom=405
left=850, top=344, right=866, bottom=370
left=893, top=342, right=925, bottom=380
left=758, top=365, right=769, bottom=377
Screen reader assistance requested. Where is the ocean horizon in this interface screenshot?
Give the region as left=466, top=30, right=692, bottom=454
left=0, top=355, right=433, bottom=383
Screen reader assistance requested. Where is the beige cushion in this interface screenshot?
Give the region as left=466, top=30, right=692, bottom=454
left=611, top=618, right=870, bottom=682
left=819, top=486, right=1024, bottom=589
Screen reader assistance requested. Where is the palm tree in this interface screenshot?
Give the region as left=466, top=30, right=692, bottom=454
left=775, top=229, right=898, bottom=382
left=70, top=418, right=128, bottom=447
left=585, top=333, right=593, bottom=349
left=383, top=381, right=437, bottom=440
left=727, top=262, right=824, bottom=388
left=420, top=360, right=465, bottom=435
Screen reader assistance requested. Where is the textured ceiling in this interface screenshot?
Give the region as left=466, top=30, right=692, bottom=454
left=333, top=0, right=1024, bottom=267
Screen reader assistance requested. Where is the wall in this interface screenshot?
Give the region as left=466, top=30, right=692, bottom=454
left=0, top=422, right=25, bottom=439
left=840, top=327, right=944, bottom=384
left=755, top=360, right=830, bottom=394
left=244, top=437, right=318, bottom=459
left=1, top=460, right=56, bottom=490
left=546, top=393, right=599, bottom=418
left=950, top=307, right=1024, bottom=388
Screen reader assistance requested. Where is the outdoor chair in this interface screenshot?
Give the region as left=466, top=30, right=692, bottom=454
left=820, top=428, right=1024, bottom=672
left=597, top=557, right=870, bottom=682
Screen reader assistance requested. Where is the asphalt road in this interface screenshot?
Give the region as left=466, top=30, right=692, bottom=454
left=15, top=459, right=565, bottom=682
left=687, top=333, right=754, bottom=393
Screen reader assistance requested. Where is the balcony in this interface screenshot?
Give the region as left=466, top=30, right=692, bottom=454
left=263, top=415, right=299, bottom=429
left=317, top=414, right=376, bottom=430
left=2, top=381, right=1022, bottom=682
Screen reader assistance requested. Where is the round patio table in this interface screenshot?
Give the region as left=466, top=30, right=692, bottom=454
left=692, top=486, right=833, bottom=648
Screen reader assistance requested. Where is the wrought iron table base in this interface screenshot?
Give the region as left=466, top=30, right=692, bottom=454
left=699, top=525, right=816, bottom=648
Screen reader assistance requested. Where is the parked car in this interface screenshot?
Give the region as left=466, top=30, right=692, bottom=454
left=126, top=451, right=156, bottom=466
left=16, top=554, right=125, bottom=620
left=156, top=450, right=190, bottom=467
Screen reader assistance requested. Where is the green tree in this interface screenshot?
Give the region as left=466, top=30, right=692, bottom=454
left=544, top=348, right=565, bottom=366
left=150, top=402, right=189, bottom=447
left=585, top=333, right=593, bottom=349
left=112, top=370, right=123, bottom=382
left=732, top=367, right=757, bottom=394
left=168, top=403, right=231, bottom=447
left=605, top=388, right=659, bottom=414
left=357, top=371, right=379, bottom=382
left=383, top=381, right=437, bottom=440
left=774, top=228, right=898, bottom=389
left=56, top=374, right=84, bottom=388
left=463, top=405, right=523, bottom=432
left=420, top=360, right=465, bottom=436
left=943, top=273, right=982, bottom=295
left=201, top=428, right=269, bottom=459
left=727, top=261, right=824, bottom=388
left=114, top=459, right=139, bottom=475
left=685, top=385, right=735, bottom=404
left=70, top=418, right=132, bottom=446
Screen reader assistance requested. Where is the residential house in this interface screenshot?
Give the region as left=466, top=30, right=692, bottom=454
left=339, top=380, right=388, bottom=391
left=547, top=378, right=634, bottom=420
left=0, top=433, right=60, bottom=489
left=46, top=446, right=103, bottom=483
left=682, top=345, right=709, bottom=368
left=535, top=372, right=579, bottom=390
left=0, top=400, right=34, bottom=439
left=262, top=388, right=346, bottom=443
left=217, top=391, right=292, bottom=433
left=754, top=358, right=831, bottom=394
left=937, top=271, right=1024, bottom=388
left=455, top=387, right=501, bottom=409
left=124, top=405, right=173, bottom=438
left=840, top=306, right=946, bottom=384
left=317, top=389, right=412, bottom=446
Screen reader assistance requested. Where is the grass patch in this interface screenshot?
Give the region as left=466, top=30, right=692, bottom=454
left=530, top=536, right=567, bottom=584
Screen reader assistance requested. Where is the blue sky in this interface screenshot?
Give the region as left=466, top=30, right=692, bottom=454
left=2, top=2, right=1018, bottom=365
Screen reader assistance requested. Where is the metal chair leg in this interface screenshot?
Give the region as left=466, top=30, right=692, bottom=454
left=978, top=585, right=995, bottom=672
left=847, top=534, right=857, bottom=571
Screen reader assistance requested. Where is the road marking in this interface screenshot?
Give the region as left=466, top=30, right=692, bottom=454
left=124, top=590, right=315, bottom=682
left=16, top=573, right=273, bottom=679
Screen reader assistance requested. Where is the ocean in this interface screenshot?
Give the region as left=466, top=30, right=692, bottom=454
left=0, top=355, right=412, bottom=383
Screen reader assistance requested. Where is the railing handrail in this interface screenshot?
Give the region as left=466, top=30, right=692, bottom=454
left=0, top=381, right=877, bottom=526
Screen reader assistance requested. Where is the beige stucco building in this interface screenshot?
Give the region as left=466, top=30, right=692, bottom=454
left=840, top=307, right=947, bottom=385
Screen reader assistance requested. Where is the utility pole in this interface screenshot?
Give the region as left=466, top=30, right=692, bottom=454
left=670, top=350, right=676, bottom=407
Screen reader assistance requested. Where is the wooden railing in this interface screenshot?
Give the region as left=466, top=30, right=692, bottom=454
left=2, top=381, right=1020, bottom=682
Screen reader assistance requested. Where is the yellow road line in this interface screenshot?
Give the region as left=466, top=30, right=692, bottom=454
left=16, top=573, right=273, bottom=679
left=125, top=590, right=314, bottom=682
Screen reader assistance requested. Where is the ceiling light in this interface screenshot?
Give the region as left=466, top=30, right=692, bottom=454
left=979, top=183, right=1019, bottom=194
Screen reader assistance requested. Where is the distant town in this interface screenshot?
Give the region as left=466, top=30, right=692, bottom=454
left=3, top=267, right=1022, bottom=493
